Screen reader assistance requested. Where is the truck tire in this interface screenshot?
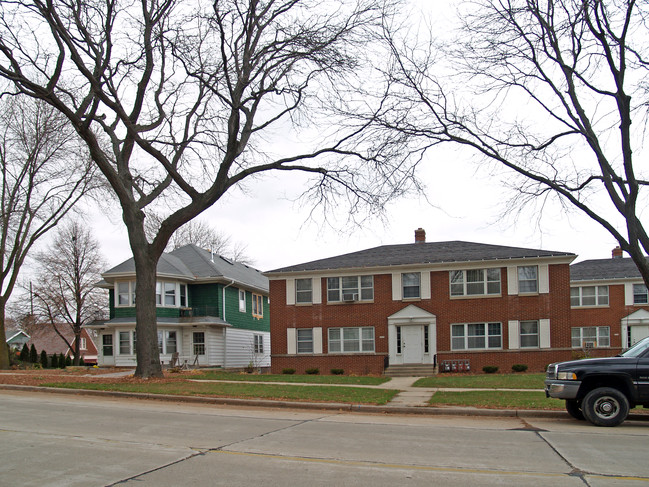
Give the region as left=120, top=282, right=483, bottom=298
left=582, top=387, right=629, bottom=427
left=565, top=399, right=584, bottom=420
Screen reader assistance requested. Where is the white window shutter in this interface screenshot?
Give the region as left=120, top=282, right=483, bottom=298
left=312, top=278, right=322, bottom=304
left=625, top=283, right=634, bottom=306
left=539, top=264, right=550, bottom=294
left=508, top=320, right=520, bottom=349
left=421, top=271, right=431, bottom=299
left=540, top=319, right=551, bottom=348
left=313, top=327, right=323, bottom=354
left=286, top=279, right=295, bottom=306
left=392, top=272, right=402, bottom=301
left=507, top=267, right=518, bottom=295
left=287, top=328, right=296, bottom=354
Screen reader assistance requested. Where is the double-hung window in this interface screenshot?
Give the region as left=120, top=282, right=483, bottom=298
left=328, top=327, right=375, bottom=353
left=155, top=281, right=185, bottom=307
left=518, top=266, right=538, bottom=293
left=117, top=281, right=135, bottom=306
left=520, top=320, right=539, bottom=348
left=158, top=331, right=178, bottom=354
left=571, top=327, right=610, bottom=348
left=451, top=323, right=502, bottom=350
left=450, top=269, right=501, bottom=296
left=254, top=334, right=264, bottom=354
left=295, top=278, right=313, bottom=304
left=402, top=273, right=421, bottom=299
left=297, top=329, right=314, bottom=353
left=327, top=276, right=373, bottom=302
left=119, top=331, right=132, bottom=354
left=633, top=284, right=648, bottom=304
left=570, top=286, right=609, bottom=307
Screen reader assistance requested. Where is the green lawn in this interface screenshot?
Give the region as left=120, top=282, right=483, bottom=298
left=429, top=390, right=561, bottom=409
left=413, top=373, right=546, bottom=389
left=192, top=371, right=390, bottom=385
left=42, top=381, right=399, bottom=405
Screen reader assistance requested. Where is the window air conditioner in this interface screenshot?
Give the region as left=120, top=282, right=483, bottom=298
left=343, top=293, right=359, bottom=302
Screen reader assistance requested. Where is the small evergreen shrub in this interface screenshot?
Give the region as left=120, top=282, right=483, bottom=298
left=30, top=344, right=38, bottom=363
left=512, top=364, right=528, bottom=373
left=59, top=353, right=66, bottom=369
left=330, top=368, right=344, bottom=375
left=50, top=354, right=58, bottom=368
left=40, top=350, right=48, bottom=369
left=65, top=355, right=72, bottom=366
left=305, top=367, right=319, bottom=375
left=20, top=344, right=29, bottom=362
left=282, top=368, right=296, bottom=375
left=482, top=365, right=499, bottom=374
left=79, top=356, right=85, bottom=366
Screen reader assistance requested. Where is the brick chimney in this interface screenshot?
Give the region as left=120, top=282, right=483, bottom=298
left=414, top=228, right=426, bottom=243
left=612, top=246, right=623, bottom=258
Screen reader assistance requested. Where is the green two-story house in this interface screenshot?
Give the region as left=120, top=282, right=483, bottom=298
left=89, top=244, right=270, bottom=369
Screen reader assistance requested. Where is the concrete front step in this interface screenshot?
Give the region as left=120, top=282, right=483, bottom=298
left=384, top=365, right=438, bottom=377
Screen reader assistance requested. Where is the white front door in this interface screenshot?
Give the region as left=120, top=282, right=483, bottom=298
left=402, top=326, right=424, bottom=363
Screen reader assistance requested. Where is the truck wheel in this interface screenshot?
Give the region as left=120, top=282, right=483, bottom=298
left=582, top=387, right=629, bottom=427
left=565, top=399, right=584, bottom=420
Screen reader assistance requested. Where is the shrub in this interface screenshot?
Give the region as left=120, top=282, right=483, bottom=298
left=79, top=356, right=85, bottom=366
left=59, top=353, right=66, bottom=369
left=65, top=355, right=72, bottom=366
left=30, top=344, right=38, bottom=363
left=512, top=364, right=528, bottom=373
left=50, top=354, right=58, bottom=368
left=330, top=368, right=344, bottom=375
left=482, top=365, right=499, bottom=374
left=282, top=368, right=296, bottom=375
left=305, top=367, right=319, bottom=375
left=20, top=344, right=29, bottom=362
left=40, top=350, right=48, bottom=368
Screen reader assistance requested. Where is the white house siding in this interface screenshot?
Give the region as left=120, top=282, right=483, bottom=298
left=225, top=328, right=271, bottom=368
left=207, top=327, right=225, bottom=366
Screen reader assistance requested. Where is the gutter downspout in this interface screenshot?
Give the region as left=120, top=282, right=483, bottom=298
left=222, top=279, right=235, bottom=368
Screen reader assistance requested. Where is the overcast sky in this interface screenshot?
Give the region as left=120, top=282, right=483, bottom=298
left=28, top=0, right=630, bottom=277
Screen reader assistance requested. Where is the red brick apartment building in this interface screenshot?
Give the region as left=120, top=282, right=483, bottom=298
left=265, top=230, right=649, bottom=376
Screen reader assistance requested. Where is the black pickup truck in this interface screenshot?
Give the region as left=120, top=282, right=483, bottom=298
left=545, top=336, right=649, bottom=426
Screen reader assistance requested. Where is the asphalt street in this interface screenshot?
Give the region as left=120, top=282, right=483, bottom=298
left=2, top=390, right=649, bottom=486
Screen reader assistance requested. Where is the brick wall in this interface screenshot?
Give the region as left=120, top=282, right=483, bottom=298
left=270, top=263, right=578, bottom=375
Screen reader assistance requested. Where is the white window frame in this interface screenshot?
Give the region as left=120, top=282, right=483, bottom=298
left=297, top=328, right=314, bottom=354
left=327, top=275, right=374, bottom=302
left=157, top=330, right=178, bottom=354
left=633, top=284, right=648, bottom=304
left=518, top=266, right=538, bottom=294
left=450, top=269, right=501, bottom=297
left=118, top=330, right=136, bottom=355
left=520, top=320, right=539, bottom=348
left=402, top=273, right=421, bottom=299
left=254, top=334, right=264, bottom=354
left=571, top=326, right=610, bottom=348
left=239, top=289, right=246, bottom=312
left=571, top=285, right=609, bottom=307
left=295, top=278, right=313, bottom=304
left=80, top=337, right=87, bottom=350
left=451, top=323, right=502, bottom=350
left=116, top=281, right=136, bottom=307
left=328, top=327, right=375, bottom=353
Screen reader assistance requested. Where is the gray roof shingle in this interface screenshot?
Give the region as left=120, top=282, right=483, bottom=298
left=103, top=244, right=268, bottom=292
left=570, top=257, right=643, bottom=281
left=268, top=240, right=575, bottom=274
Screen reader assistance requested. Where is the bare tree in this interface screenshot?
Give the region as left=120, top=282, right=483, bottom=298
left=144, top=214, right=253, bottom=264
left=0, top=0, right=417, bottom=377
left=379, top=0, right=649, bottom=283
left=0, top=96, right=95, bottom=370
left=29, top=221, right=107, bottom=365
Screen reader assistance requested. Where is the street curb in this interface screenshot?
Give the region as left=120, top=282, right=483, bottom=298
left=3, top=384, right=648, bottom=421
left=0, top=383, right=632, bottom=420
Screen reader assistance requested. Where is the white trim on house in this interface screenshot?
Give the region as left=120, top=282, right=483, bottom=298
left=387, top=305, right=437, bottom=365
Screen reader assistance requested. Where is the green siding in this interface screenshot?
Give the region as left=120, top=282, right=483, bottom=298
left=105, top=282, right=268, bottom=332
